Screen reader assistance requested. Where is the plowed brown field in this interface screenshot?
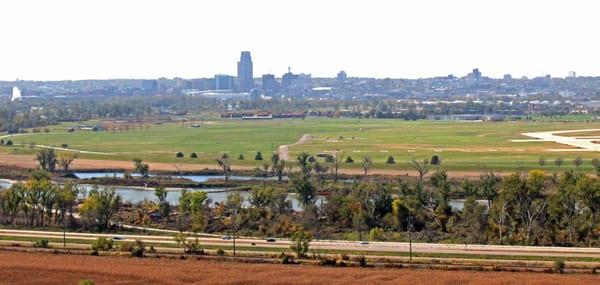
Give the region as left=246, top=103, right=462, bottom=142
left=0, top=251, right=599, bottom=285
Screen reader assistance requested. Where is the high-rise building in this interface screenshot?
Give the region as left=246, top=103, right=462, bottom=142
left=11, top=86, right=22, bottom=102
left=468, top=68, right=482, bottom=80
left=237, top=51, right=254, bottom=92
left=215, top=74, right=234, bottom=90
left=282, top=67, right=299, bottom=90
left=141, top=80, right=158, bottom=92
left=337, top=71, right=347, bottom=82
left=262, top=74, right=279, bottom=93
left=568, top=71, right=576, bottom=78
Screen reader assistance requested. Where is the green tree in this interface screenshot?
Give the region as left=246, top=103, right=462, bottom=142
left=290, top=228, right=313, bottom=257
left=35, top=148, right=56, bottom=172
left=132, top=158, right=149, bottom=178
left=79, top=186, right=121, bottom=231
left=154, top=187, right=170, bottom=222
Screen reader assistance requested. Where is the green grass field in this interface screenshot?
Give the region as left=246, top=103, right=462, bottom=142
left=3, top=118, right=600, bottom=171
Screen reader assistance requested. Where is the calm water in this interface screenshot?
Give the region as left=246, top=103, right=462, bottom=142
left=1, top=177, right=478, bottom=211
left=74, top=172, right=283, bottom=182
left=78, top=184, right=318, bottom=211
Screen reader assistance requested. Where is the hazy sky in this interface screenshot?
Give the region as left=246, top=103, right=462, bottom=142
left=1, top=0, right=599, bottom=80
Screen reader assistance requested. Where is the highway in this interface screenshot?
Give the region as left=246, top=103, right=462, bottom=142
left=2, top=228, right=600, bottom=259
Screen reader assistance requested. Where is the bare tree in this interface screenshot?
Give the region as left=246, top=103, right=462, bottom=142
left=410, top=159, right=429, bottom=184
left=58, top=152, right=78, bottom=174
left=216, top=153, right=231, bottom=182
left=330, top=151, right=345, bottom=183
left=361, top=156, right=372, bottom=177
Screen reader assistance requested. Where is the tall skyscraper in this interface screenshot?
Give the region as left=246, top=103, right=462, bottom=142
left=237, top=51, right=254, bottom=92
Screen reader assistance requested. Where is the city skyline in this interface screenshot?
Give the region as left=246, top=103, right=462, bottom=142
left=1, top=0, right=600, bottom=80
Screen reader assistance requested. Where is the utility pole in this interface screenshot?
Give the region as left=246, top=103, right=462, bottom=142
left=233, top=207, right=237, bottom=257
left=407, top=214, right=414, bottom=263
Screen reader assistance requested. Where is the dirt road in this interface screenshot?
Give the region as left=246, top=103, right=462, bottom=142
left=278, top=133, right=312, bottom=161
left=0, top=250, right=598, bottom=285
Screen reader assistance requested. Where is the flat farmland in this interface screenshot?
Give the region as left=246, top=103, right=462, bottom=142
left=2, top=118, right=600, bottom=171
left=0, top=251, right=598, bottom=285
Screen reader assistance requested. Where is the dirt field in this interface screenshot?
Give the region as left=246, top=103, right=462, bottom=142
left=0, top=251, right=599, bottom=285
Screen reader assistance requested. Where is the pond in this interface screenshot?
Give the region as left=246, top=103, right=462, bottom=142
left=77, top=184, right=321, bottom=211
left=74, top=172, right=284, bottom=182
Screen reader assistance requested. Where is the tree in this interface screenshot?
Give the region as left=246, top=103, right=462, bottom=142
left=538, top=157, right=546, bottom=167
left=410, top=159, right=429, bottom=185
left=274, top=160, right=286, bottom=182
left=176, top=152, right=184, bottom=158
left=58, top=152, right=78, bottom=174
left=132, top=158, right=149, bottom=178
left=296, top=152, right=312, bottom=176
left=154, top=187, right=170, bottom=222
left=345, top=156, right=354, bottom=163
left=238, top=154, right=244, bottom=160
left=216, top=153, right=231, bottom=182
left=79, top=187, right=121, bottom=231
left=290, top=228, right=313, bottom=257
left=480, top=171, right=499, bottom=208
left=255, top=151, right=263, bottom=161
left=291, top=174, right=316, bottom=208
left=430, top=155, right=441, bottom=169
left=554, top=157, right=564, bottom=168
left=361, top=156, right=372, bottom=177
left=386, top=156, right=395, bottom=164
left=313, top=161, right=329, bottom=184
left=453, top=196, right=487, bottom=244
left=35, top=148, right=56, bottom=172
left=574, top=156, right=583, bottom=168
left=331, top=151, right=345, bottom=183
left=190, top=152, right=198, bottom=158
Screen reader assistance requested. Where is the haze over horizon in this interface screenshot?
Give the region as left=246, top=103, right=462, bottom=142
left=1, top=0, right=599, bottom=81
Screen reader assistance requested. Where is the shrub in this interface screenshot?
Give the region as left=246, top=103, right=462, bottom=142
left=34, top=239, right=49, bottom=248
left=79, top=279, right=95, bottom=285
left=0, top=139, right=4, bottom=145
left=386, top=156, right=395, bottom=164
left=279, top=253, right=295, bottom=264
left=255, top=151, right=263, bottom=160
left=119, top=239, right=145, bottom=257
left=318, top=257, right=337, bottom=266
left=130, top=239, right=145, bottom=257
left=61, top=143, right=69, bottom=149
left=91, top=237, right=113, bottom=251
left=369, top=227, right=386, bottom=241
left=554, top=260, right=566, bottom=274
left=216, top=248, right=225, bottom=255
left=356, top=255, right=368, bottom=267
left=174, top=233, right=204, bottom=255
left=5, top=140, right=13, bottom=146
left=176, top=152, right=184, bottom=158
left=190, top=152, right=198, bottom=158
left=339, top=253, right=350, bottom=261
left=345, top=156, right=354, bottom=163
left=430, top=155, right=441, bottom=166
left=238, top=154, right=244, bottom=160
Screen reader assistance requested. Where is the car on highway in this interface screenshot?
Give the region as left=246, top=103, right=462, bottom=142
left=112, top=236, right=126, bottom=241
left=222, top=235, right=232, bottom=240
left=266, top=238, right=276, bottom=242
left=358, top=241, right=369, bottom=245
